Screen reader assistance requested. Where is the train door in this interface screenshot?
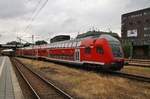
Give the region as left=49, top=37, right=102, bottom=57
left=75, top=49, right=80, bottom=61
left=35, top=49, right=38, bottom=57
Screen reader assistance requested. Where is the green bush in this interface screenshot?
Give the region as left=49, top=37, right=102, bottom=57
left=122, top=45, right=131, bottom=58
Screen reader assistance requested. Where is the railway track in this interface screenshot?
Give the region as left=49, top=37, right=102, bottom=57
left=125, top=59, right=150, bottom=68
left=125, top=59, right=150, bottom=63
left=125, top=63, right=150, bottom=68
left=107, top=70, right=150, bottom=83
left=11, top=58, right=73, bottom=99
left=16, top=56, right=150, bottom=83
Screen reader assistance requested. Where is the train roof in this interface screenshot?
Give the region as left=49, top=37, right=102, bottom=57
left=18, top=34, right=120, bottom=50
left=76, top=31, right=120, bottom=39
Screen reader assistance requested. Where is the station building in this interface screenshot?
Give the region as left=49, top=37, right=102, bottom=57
left=121, top=7, right=150, bottom=59
left=50, top=35, right=70, bottom=43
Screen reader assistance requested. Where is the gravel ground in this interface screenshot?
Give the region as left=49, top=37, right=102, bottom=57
left=18, top=58, right=150, bottom=99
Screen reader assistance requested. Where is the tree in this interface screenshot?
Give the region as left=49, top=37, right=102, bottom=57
left=6, top=41, right=22, bottom=45
left=122, top=44, right=131, bottom=58
left=35, top=40, right=47, bottom=45
left=24, top=42, right=32, bottom=47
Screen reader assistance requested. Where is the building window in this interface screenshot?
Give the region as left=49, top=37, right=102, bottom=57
left=127, top=29, right=137, bottom=37
left=144, top=27, right=150, bottom=37
left=144, top=27, right=150, bottom=31
left=144, top=11, right=150, bottom=15
left=137, top=20, right=141, bottom=24
left=85, top=47, right=91, bottom=54
left=145, top=19, right=150, bottom=23
left=129, top=22, right=133, bottom=25
left=130, top=13, right=142, bottom=18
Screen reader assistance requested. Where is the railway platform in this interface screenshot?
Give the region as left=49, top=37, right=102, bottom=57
left=0, top=56, right=24, bottom=99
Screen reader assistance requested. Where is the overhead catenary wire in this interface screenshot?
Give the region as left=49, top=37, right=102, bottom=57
left=16, top=0, right=49, bottom=44
left=24, top=0, right=49, bottom=33
left=15, top=0, right=43, bottom=42
left=23, top=0, right=43, bottom=32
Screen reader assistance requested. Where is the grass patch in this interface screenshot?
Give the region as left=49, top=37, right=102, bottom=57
left=123, top=66, right=150, bottom=77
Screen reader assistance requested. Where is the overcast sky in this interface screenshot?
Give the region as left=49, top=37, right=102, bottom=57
left=0, top=0, right=150, bottom=44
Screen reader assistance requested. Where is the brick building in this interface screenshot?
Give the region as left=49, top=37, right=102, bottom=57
left=121, top=7, right=150, bottom=59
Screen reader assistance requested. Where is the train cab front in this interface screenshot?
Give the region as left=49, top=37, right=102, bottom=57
left=109, top=37, right=124, bottom=70
left=100, top=34, right=124, bottom=71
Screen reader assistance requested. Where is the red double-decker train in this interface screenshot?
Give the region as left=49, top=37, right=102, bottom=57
left=16, top=34, right=124, bottom=70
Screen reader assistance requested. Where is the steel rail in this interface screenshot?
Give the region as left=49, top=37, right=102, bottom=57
left=107, top=70, right=150, bottom=83
left=11, top=58, right=40, bottom=99
left=125, top=59, right=150, bottom=63
left=125, top=64, right=150, bottom=68
left=11, top=58, right=73, bottom=99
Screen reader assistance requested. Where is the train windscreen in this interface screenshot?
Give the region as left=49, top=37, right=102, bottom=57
left=99, top=34, right=124, bottom=58
left=110, top=42, right=123, bottom=58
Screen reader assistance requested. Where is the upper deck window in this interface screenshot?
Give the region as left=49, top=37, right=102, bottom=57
left=68, top=42, right=72, bottom=47
left=72, top=41, right=77, bottom=47
left=77, top=41, right=81, bottom=47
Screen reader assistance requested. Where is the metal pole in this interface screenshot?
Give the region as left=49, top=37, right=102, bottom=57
left=32, top=35, right=34, bottom=56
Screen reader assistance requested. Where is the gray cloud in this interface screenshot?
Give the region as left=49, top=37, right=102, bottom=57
left=0, top=0, right=31, bottom=19
left=0, top=0, right=150, bottom=44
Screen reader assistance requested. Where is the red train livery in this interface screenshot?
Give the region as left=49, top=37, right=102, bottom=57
left=16, top=34, right=124, bottom=70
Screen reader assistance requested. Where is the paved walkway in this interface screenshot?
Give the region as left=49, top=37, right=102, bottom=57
left=0, top=56, right=24, bottom=99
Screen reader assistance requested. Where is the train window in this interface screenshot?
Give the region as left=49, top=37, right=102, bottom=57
left=57, top=43, right=59, bottom=48
left=59, top=43, right=61, bottom=48
left=96, top=46, right=104, bottom=54
left=85, top=47, right=91, bottom=54
left=67, top=42, right=70, bottom=47
left=72, top=42, right=77, bottom=47
left=69, top=42, right=73, bottom=47
left=65, top=43, right=68, bottom=48
left=54, top=44, right=56, bottom=48
left=61, top=43, right=63, bottom=48
left=56, top=43, right=59, bottom=48
left=68, top=42, right=70, bottom=47
left=57, top=44, right=59, bottom=48
left=62, top=43, right=65, bottom=48
left=50, top=44, right=52, bottom=48
left=77, top=41, right=81, bottom=47
left=64, top=43, right=66, bottom=48
left=54, top=43, right=57, bottom=48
